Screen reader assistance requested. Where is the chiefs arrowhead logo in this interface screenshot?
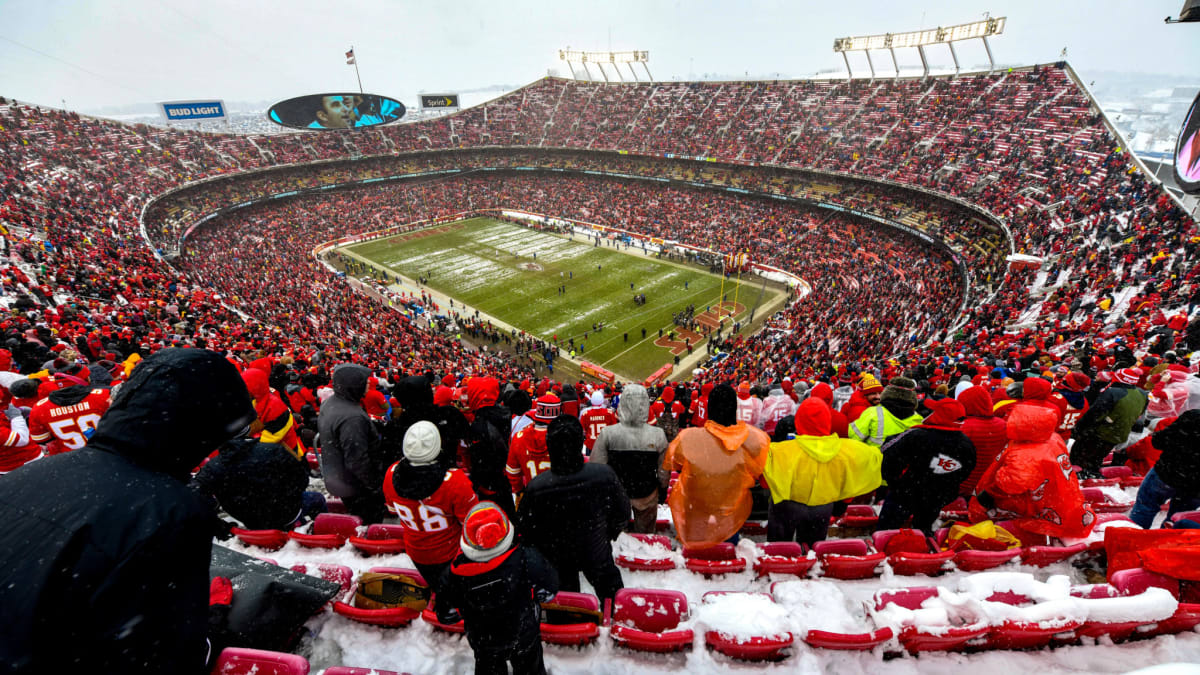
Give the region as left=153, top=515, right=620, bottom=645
left=929, top=454, right=963, bottom=475
left=1030, top=479, right=1048, bottom=502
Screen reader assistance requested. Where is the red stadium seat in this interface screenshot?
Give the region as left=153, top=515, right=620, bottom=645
left=211, top=647, right=309, bottom=675
left=682, top=543, right=747, bottom=576
left=332, top=567, right=427, bottom=628
left=615, top=533, right=677, bottom=571
left=540, top=591, right=601, bottom=645
left=610, top=588, right=693, bottom=653
left=753, top=542, right=816, bottom=578
left=701, top=592, right=793, bottom=660
left=348, top=523, right=407, bottom=556
left=872, top=530, right=954, bottom=576
left=290, top=513, right=362, bottom=549
left=812, top=539, right=885, bottom=580
left=230, top=527, right=289, bottom=551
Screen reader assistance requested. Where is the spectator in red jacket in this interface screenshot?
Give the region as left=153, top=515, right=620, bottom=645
left=957, top=385, right=1007, bottom=497
left=842, top=374, right=883, bottom=426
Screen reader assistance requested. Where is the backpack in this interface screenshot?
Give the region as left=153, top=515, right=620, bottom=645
left=353, top=571, right=431, bottom=611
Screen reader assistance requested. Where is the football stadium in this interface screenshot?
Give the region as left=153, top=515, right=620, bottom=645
left=2, top=2, right=1200, bottom=673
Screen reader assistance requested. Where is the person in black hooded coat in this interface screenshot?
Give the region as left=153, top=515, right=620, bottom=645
left=318, top=363, right=385, bottom=523
left=516, top=415, right=629, bottom=603
left=379, top=375, right=436, bottom=470
left=190, top=438, right=324, bottom=532
left=0, top=348, right=256, bottom=674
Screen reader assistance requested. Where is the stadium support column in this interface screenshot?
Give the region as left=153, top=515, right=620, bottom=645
left=566, top=61, right=579, bottom=80
left=918, top=45, right=929, bottom=79
left=865, top=50, right=876, bottom=80
left=627, top=63, right=639, bottom=82
left=642, top=62, right=653, bottom=81
left=948, top=42, right=960, bottom=77
left=982, top=36, right=996, bottom=72
left=842, top=51, right=853, bottom=80
left=889, top=47, right=899, bottom=79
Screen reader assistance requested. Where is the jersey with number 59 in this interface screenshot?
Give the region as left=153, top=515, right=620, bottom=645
left=383, top=464, right=477, bottom=565
left=29, top=386, right=112, bottom=455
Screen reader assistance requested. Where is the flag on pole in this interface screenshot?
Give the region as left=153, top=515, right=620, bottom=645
left=345, top=48, right=356, bottom=65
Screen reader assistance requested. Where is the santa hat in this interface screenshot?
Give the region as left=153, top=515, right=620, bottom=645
left=859, top=373, right=883, bottom=394
left=533, top=394, right=561, bottom=423
left=460, top=502, right=515, bottom=562
left=402, top=420, right=441, bottom=466
left=1113, top=368, right=1143, bottom=386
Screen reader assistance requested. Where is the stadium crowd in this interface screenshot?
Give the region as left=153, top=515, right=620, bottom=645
left=3, top=59, right=1200, bottom=671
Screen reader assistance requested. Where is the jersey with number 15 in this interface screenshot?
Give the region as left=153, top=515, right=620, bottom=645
left=382, top=466, right=478, bottom=565
left=29, top=388, right=112, bottom=455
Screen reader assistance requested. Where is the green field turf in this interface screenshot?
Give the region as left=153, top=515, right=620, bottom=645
left=343, top=218, right=776, bottom=381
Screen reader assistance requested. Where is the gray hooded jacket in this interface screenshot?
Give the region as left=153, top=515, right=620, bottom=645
left=590, top=384, right=668, bottom=498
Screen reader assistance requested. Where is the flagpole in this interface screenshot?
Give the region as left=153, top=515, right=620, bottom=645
left=351, top=47, right=363, bottom=94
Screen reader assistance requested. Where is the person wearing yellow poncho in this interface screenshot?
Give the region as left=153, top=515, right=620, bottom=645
left=764, top=398, right=881, bottom=545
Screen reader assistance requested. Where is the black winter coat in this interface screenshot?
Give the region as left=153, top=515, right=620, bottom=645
left=467, top=404, right=516, bottom=519
left=317, top=365, right=379, bottom=500
left=191, top=439, right=310, bottom=530
left=881, top=426, right=977, bottom=503
left=1152, top=409, right=1200, bottom=495
left=0, top=348, right=255, bottom=674
left=516, top=463, right=630, bottom=566
left=438, top=545, right=559, bottom=654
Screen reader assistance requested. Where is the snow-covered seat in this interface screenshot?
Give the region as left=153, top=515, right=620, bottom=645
left=813, top=539, right=885, bottom=579
left=610, top=588, right=693, bottom=652
left=211, top=647, right=309, bottom=675
left=348, top=523, right=407, bottom=555
left=754, top=542, right=816, bottom=578
left=683, top=543, right=747, bottom=576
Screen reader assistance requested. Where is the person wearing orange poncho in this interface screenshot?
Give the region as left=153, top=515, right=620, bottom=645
left=663, top=383, right=769, bottom=548
left=975, top=405, right=1096, bottom=539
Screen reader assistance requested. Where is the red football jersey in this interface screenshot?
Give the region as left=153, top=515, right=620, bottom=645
left=382, top=466, right=477, bottom=565
left=579, top=406, right=618, bottom=452
left=506, top=425, right=550, bottom=493
left=29, top=389, right=111, bottom=454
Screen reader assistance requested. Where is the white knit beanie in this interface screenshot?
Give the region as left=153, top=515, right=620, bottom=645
left=403, top=420, right=441, bottom=466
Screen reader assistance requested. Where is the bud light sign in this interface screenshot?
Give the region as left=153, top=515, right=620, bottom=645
left=160, top=100, right=227, bottom=122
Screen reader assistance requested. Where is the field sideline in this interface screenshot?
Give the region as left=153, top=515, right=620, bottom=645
left=342, top=217, right=787, bottom=381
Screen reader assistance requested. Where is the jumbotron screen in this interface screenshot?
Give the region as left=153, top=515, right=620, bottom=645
left=267, top=93, right=405, bottom=130
left=1176, top=91, right=1200, bottom=194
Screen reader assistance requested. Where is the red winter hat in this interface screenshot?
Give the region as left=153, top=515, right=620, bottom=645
left=1022, top=377, right=1051, bottom=401
left=433, top=385, right=456, bottom=407
left=441, top=374, right=456, bottom=387
left=922, top=398, right=966, bottom=428
left=533, top=394, right=561, bottom=422
left=1063, top=372, right=1091, bottom=392
left=460, top=502, right=515, bottom=562
left=661, top=387, right=675, bottom=403
left=1113, top=368, right=1143, bottom=386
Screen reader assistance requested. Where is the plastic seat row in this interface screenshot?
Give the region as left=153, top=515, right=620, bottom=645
left=232, top=513, right=408, bottom=555
left=211, top=647, right=403, bottom=675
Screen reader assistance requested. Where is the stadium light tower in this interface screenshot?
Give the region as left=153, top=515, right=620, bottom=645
left=558, top=49, right=652, bottom=83
left=833, top=16, right=1006, bottom=80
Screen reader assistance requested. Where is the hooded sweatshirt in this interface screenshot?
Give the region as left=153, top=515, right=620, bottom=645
left=591, top=384, right=668, bottom=499
left=663, top=384, right=770, bottom=547
left=318, top=364, right=380, bottom=500
left=810, top=382, right=849, bottom=437
left=957, top=385, right=1007, bottom=496
left=0, top=348, right=255, bottom=672
left=764, top=399, right=881, bottom=505
left=464, top=377, right=515, bottom=519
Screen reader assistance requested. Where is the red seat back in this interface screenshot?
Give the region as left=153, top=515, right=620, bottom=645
left=366, top=523, right=407, bottom=540
left=1110, top=567, right=1180, bottom=598
left=313, top=513, right=363, bottom=539
left=813, top=539, right=869, bottom=557
left=873, top=586, right=938, bottom=611
left=613, top=588, right=687, bottom=633
left=211, top=647, right=309, bottom=675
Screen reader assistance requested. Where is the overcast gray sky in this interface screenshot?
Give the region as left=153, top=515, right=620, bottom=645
left=1, top=0, right=1197, bottom=112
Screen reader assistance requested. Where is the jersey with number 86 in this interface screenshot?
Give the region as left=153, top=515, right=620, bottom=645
left=29, top=388, right=112, bottom=455
left=382, top=466, right=477, bottom=565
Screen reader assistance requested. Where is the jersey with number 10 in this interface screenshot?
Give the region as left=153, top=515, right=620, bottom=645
left=382, top=466, right=477, bottom=565
left=29, top=388, right=112, bottom=455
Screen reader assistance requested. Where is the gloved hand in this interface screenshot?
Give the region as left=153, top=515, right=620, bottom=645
left=209, top=577, right=233, bottom=607
left=534, top=587, right=556, bottom=604
left=435, top=604, right=461, bottom=625
left=4, top=404, right=22, bottom=421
